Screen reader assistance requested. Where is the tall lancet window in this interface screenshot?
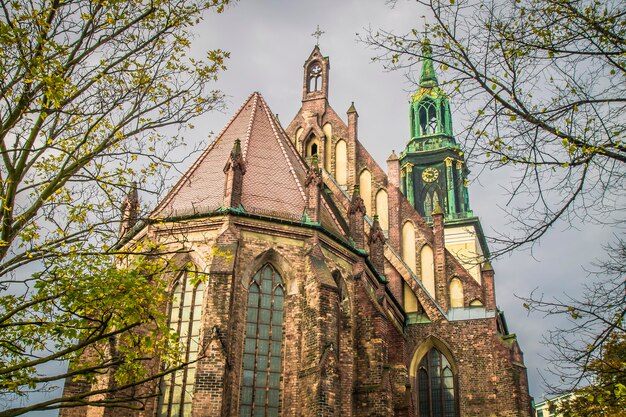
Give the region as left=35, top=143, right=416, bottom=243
left=307, top=62, right=323, bottom=92
left=158, top=267, right=205, bottom=417
left=418, top=100, right=438, bottom=135
left=423, top=190, right=440, bottom=217
left=417, top=348, right=457, bottom=417
left=240, top=264, right=284, bottom=417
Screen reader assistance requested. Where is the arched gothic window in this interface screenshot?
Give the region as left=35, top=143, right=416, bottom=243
left=335, top=140, right=348, bottom=186
left=423, top=190, right=440, bottom=217
left=305, top=136, right=321, bottom=159
left=240, top=264, right=284, bottom=417
left=401, top=221, right=417, bottom=273
left=417, top=348, right=457, bottom=417
left=158, top=268, right=205, bottom=417
left=418, top=101, right=437, bottom=135
left=307, top=62, right=323, bottom=92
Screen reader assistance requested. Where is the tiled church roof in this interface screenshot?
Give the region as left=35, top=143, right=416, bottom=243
left=153, top=92, right=346, bottom=237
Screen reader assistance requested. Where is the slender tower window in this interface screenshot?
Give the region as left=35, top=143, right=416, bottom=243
left=307, top=63, right=323, bottom=92
left=240, top=264, right=284, bottom=417
left=418, top=101, right=437, bottom=135
left=417, top=348, right=457, bottom=417
left=158, top=268, right=205, bottom=417
left=440, top=102, right=448, bottom=134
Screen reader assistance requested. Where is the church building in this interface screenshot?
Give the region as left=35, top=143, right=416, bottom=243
left=61, top=42, right=532, bottom=417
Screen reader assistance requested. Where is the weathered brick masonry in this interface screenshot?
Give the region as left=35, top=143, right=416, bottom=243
left=60, top=45, right=532, bottom=417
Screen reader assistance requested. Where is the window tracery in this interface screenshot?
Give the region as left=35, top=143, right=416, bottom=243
left=158, top=268, right=205, bottom=417
left=240, top=264, right=284, bottom=417
left=423, top=190, right=441, bottom=216
left=418, top=100, right=438, bottom=135
left=307, top=62, right=323, bottom=92
left=417, top=348, right=457, bottom=417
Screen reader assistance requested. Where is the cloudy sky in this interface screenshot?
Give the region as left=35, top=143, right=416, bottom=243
left=190, top=0, right=614, bottom=402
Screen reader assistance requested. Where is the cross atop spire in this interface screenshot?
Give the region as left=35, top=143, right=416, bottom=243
left=311, top=25, right=325, bottom=46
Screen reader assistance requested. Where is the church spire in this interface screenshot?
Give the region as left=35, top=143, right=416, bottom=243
left=419, top=38, right=438, bottom=88
left=400, top=32, right=474, bottom=222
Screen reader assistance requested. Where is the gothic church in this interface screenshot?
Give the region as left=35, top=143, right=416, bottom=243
left=61, top=43, right=533, bottom=417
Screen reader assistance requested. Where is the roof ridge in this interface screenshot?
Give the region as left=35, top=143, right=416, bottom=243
left=264, top=98, right=308, bottom=173
left=241, top=92, right=260, bottom=160
left=214, top=91, right=257, bottom=145
left=257, top=94, right=306, bottom=203
left=152, top=92, right=257, bottom=216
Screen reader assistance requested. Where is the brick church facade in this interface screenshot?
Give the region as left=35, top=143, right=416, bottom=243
left=61, top=44, right=532, bottom=417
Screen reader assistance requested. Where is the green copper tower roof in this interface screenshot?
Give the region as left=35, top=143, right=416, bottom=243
left=399, top=34, right=474, bottom=223
left=419, top=38, right=438, bottom=88
left=407, top=38, right=454, bottom=144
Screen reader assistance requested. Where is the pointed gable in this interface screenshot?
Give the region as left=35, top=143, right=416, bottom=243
left=153, top=92, right=345, bottom=237
left=240, top=94, right=307, bottom=217
left=153, top=93, right=257, bottom=216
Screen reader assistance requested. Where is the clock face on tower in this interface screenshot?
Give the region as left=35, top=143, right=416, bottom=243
left=422, top=167, right=439, bottom=183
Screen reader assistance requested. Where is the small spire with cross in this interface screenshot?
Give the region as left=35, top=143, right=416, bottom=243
left=311, top=25, right=325, bottom=46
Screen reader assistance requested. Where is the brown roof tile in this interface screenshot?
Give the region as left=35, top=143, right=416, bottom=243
left=153, top=92, right=347, bottom=238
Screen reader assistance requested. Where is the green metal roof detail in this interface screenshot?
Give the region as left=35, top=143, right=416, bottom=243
left=419, top=38, right=438, bottom=88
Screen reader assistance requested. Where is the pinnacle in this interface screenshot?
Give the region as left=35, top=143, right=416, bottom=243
left=231, top=138, right=242, bottom=157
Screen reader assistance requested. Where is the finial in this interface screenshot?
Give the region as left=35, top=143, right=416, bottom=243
left=231, top=138, right=242, bottom=157
left=312, top=25, right=325, bottom=46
